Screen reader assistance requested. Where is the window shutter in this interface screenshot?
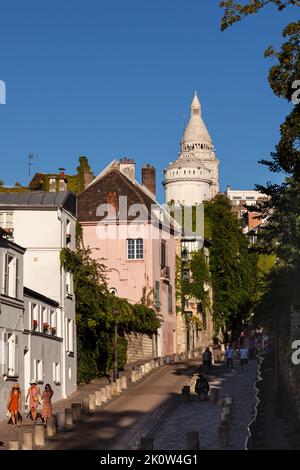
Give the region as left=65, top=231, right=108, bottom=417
left=168, top=285, right=173, bottom=313
left=154, top=281, right=160, bottom=309
left=15, top=335, right=19, bottom=376
left=4, top=253, right=8, bottom=295
left=15, top=257, right=20, bottom=299
left=3, top=332, right=8, bottom=375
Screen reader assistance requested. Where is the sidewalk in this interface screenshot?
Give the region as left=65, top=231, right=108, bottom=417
left=153, top=359, right=257, bottom=450
left=0, top=358, right=148, bottom=450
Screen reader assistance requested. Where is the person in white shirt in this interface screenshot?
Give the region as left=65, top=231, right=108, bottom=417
left=239, top=347, right=249, bottom=370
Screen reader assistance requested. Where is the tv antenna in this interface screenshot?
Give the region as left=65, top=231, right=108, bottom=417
left=28, top=153, right=38, bottom=177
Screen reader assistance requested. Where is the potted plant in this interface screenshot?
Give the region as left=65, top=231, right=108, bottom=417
left=33, top=319, right=38, bottom=331
left=50, top=326, right=56, bottom=336
left=42, top=322, right=49, bottom=334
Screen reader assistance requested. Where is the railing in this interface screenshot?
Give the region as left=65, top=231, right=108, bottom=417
left=160, top=266, right=170, bottom=281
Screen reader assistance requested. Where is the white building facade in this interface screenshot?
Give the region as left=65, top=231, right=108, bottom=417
left=0, top=233, right=25, bottom=420
left=0, top=191, right=77, bottom=403
left=163, top=93, right=219, bottom=206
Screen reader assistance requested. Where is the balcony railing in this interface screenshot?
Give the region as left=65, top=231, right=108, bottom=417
left=160, top=266, right=170, bottom=282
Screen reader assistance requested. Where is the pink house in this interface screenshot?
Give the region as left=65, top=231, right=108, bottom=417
left=78, top=159, right=178, bottom=358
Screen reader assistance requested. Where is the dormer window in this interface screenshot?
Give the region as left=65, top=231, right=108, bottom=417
left=193, top=109, right=200, bottom=115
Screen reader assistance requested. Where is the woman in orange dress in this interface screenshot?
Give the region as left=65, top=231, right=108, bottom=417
left=7, top=383, right=22, bottom=427
left=41, top=384, right=54, bottom=423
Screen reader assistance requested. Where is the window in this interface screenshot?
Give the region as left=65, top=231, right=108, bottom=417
left=3, top=332, right=19, bottom=377
left=4, top=254, right=18, bottom=298
left=168, top=285, right=173, bottom=313
left=34, top=359, right=44, bottom=383
left=154, top=281, right=160, bottom=309
left=66, top=219, right=71, bottom=246
left=127, top=239, right=143, bottom=260
left=66, top=318, right=74, bottom=353
left=193, top=109, right=200, bottom=115
left=50, top=310, right=57, bottom=335
left=0, top=212, right=13, bottom=229
left=66, top=271, right=72, bottom=296
left=53, top=362, right=61, bottom=384
left=160, top=241, right=166, bottom=268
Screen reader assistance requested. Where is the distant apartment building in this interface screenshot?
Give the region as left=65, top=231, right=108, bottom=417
left=225, top=186, right=268, bottom=240
left=78, top=159, right=178, bottom=359
left=0, top=191, right=77, bottom=406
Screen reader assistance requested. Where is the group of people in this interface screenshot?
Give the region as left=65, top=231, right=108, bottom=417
left=7, top=380, right=54, bottom=428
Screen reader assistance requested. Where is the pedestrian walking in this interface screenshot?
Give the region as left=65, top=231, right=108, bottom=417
left=225, top=344, right=235, bottom=370
left=7, top=383, right=22, bottom=428
left=41, top=383, right=54, bottom=423
left=239, top=346, right=249, bottom=371
left=202, top=347, right=212, bottom=372
left=26, top=380, right=41, bottom=423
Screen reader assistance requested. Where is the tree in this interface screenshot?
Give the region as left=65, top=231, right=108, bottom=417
left=204, top=195, right=258, bottom=334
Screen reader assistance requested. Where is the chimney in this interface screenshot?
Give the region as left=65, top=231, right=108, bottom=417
left=142, top=164, right=156, bottom=197
left=83, top=170, right=94, bottom=189
left=58, top=168, right=67, bottom=192
left=49, top=177, right=57, bottom=192
left=106, top=191, right=119, bottom=213
left=119, top=157, right=135, bottom=180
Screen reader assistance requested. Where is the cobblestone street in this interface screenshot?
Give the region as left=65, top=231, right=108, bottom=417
left=0, top=357, right=257, bottom=450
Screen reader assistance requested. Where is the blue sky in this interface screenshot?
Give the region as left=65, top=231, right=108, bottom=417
left=0, top=0, right=297, bottom=201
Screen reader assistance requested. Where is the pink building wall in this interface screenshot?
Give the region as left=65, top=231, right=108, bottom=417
left=81, top=221, right=177, bottom=357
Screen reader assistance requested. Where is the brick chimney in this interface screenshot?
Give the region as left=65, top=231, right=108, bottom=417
left=83, top=169, right=94, bottom=189
left=106, top=191, right=119, bottom=213
left=119, top=157, right=135, bottom=181
left=142, top=164, right=156, bottom=197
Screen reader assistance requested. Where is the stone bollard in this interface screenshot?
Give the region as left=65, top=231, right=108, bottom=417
left=154, top=359, right=159, bottom=369
left=82, top=398, right=90, bottom=414
left=101, top=387, right=108, bottom=403
left=95, top=390, right=102, bottom=407
left=47, top=416, right=57, bottom=437
left=89, top=394, right=96, bottom=411
left=218, top=423, right=230, bottom=448
left=210, top=388, right=219, bottom=402
left=131, top=370, right=137, bottom=383
left=8, top=441, right=19, bottom=450
left=71, top=403, right=82, bottom=422
left=22, top=432, right=33, bottom=450
left=159, top=356, right=164, bottom=366
left=225, top=396, right=233, bottom=406
left=57, top=411, right=66, bottom=432
left=140, top=436, right=154, bottom=450
left=105, top=384, right=112, bottom=400
left=111, top=382, right=117, bottom=396
left=116, top=378, right=122, bottom=394
left=65, top=408, right=74, bottom=429
left=187, top=432, right=200, bottom=450
left=121, top=376, right=127, bottom=390
left=181, top=385, right=191, bottom=401
left=34, top=424, right=45, bottom=447
left=141, top=365, right=145, bottom=376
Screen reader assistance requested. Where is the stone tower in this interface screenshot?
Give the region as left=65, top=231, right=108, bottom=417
left=163, top=93, right=219, bottom=205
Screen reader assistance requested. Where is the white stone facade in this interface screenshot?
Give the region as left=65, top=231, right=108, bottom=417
left=164, top=93, right=219, bottom=206
left=0, top=192, right=77, bottom=402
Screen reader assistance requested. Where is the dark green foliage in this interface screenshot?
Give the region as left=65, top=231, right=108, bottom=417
left=204, top=195, right=259, bottom=332
left=61, top=225, right=159, bottom=383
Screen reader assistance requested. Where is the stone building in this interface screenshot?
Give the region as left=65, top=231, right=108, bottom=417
left=78, top=159, right=179, bottom=359
left=163, top=93, right=219, bottom=205
left=176, top=236, right=214, bottom=355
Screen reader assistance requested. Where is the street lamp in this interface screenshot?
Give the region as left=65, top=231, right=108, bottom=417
left=113, top=310, right=119, bottom=382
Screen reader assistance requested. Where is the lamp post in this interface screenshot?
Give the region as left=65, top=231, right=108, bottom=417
left=114, top=323, right=118, bottom=382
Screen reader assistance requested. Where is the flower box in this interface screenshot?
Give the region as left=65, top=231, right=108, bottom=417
left=42, top=323, right=49, bottom=334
